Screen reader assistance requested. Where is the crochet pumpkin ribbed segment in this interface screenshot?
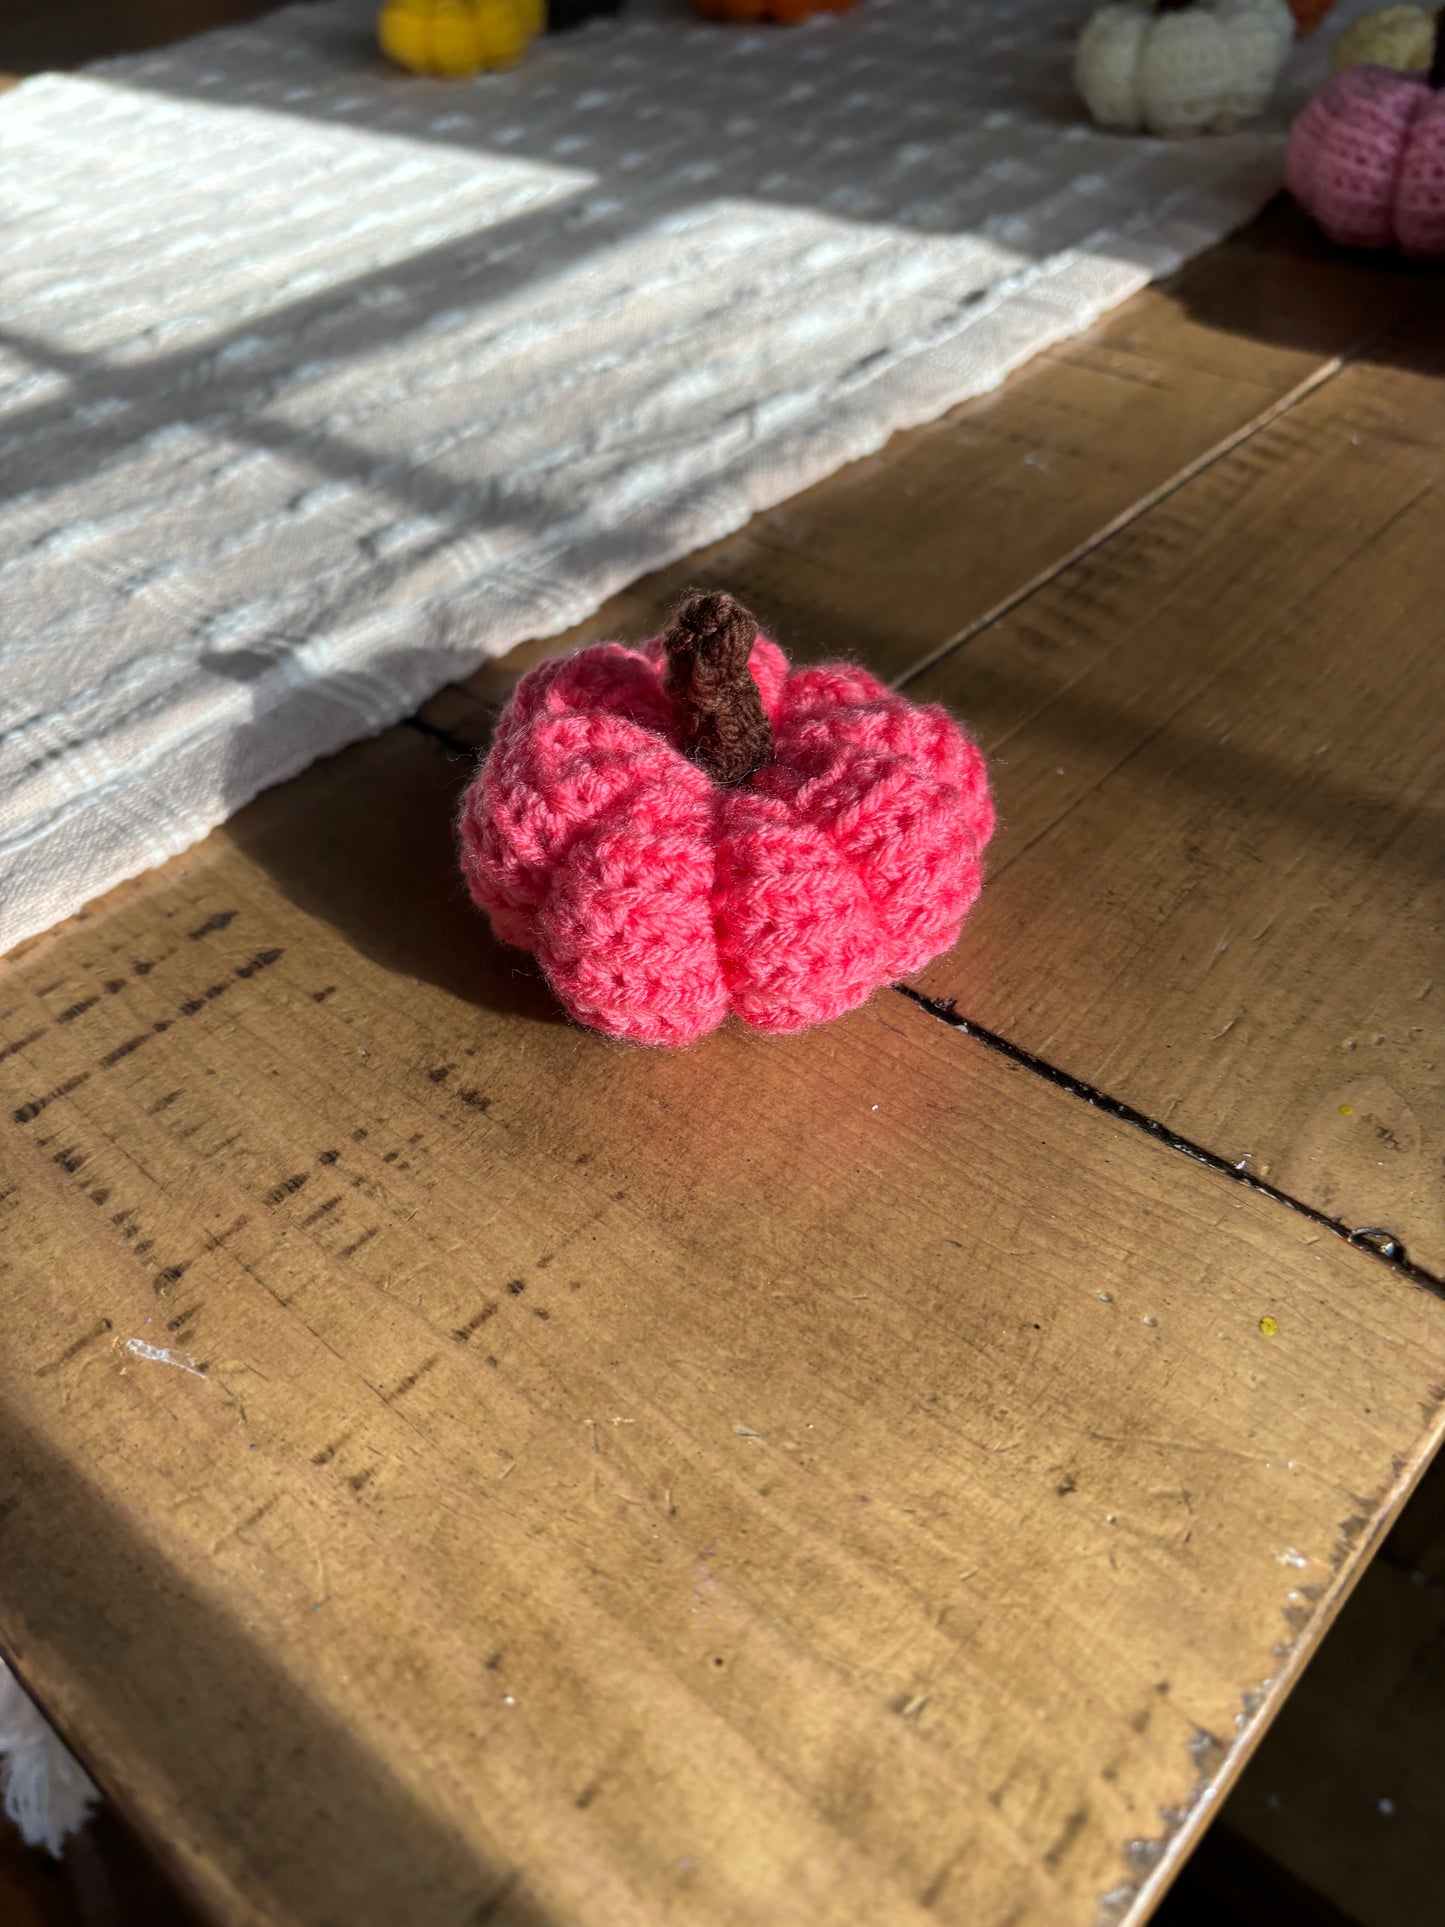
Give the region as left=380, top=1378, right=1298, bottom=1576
left=1287, top=9, right=1445, bottom=254
left=1074, top=0, right=1295, bottom=139
left=458, top=597, right=994, bottom=1046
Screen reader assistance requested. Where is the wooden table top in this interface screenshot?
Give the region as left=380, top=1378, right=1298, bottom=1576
left=2, top=201, right=1442, bottom=1927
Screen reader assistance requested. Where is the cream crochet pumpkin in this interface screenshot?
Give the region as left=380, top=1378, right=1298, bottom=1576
left=1075, top=0, right=1296, bottom=136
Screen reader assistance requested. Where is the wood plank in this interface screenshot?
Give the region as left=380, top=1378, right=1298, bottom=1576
left=3, top=724, right=1444, bottom=1927
left=907, top=300, right=1445, bottom=1277
left=0, top=2, right=286, bottom=75
left=422, top=203, right=1422, bottom=742
left=420, top=263, right=1444, bottom=1275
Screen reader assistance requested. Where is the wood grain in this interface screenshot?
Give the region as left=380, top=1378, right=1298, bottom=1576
left=2, top=724, right=1444, bottom=1927
left=2, top=27, right=1441, bottom=1917
left=422, top=202, right=1423, bottom=742
left=421, top=257, right=1443, bottom=1276
left=907, top=302, right=1445, bottom=1277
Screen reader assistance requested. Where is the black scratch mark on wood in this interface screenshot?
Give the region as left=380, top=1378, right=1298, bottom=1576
left=234, top=948, right=284, bottom=980
left=381, top=1356, right=439, bottom=1404
left=36, top=1318, right=113, bottom=1376
left=13, top=1072, right=91, bottom=1124
left=188, top=911, right=237, bottom=940
left=262, top=1173, right=309, bottom=1208
left=453, top=1304, right=499, bottom=1341
left=0, top=1029, right=46, bottom=1066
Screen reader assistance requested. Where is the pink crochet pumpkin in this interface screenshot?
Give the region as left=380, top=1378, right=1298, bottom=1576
left=458, top=592, right=994, bottom=1046
left=1286, top=8, right=1445, bottom=254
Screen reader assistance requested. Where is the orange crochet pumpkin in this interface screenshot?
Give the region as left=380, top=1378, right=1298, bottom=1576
left=1289, top=0, right=1338, bottom=31
left=696, top=0, right=861, bottom=21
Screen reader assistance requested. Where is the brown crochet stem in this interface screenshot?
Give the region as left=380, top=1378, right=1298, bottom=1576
left=661, top=590, right=772, bottom=788
left=1432, top=8, right=1445, bottom=90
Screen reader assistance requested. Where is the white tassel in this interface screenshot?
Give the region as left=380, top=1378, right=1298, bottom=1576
left=0, top=1659, right=98, bottom=1856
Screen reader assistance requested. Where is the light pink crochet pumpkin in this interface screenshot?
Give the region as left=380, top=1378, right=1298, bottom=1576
left=458, top=592, right=994, bottom=1046
left=1287, top=8, right=1445, bottom=254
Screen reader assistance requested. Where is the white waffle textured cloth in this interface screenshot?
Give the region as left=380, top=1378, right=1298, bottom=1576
left=0, top=0, right=1340, bottom=952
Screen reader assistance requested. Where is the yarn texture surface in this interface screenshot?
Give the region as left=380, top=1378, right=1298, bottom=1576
left=1287, top=13, right=1445, bottom=253
left=1331, top=4, right=1436, bottom=72
left=378, top=0, right=544, bottom=76
left=0, top=0, right=1346, bottom=959
left=459, top=599, right=994, bottom=1046
left=1074, top=0, right=1295, bottom=138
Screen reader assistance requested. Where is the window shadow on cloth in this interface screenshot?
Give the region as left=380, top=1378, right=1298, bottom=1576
left=0, top=1401, right=555, bottom=1927
left=0, top=7, right=1076, bottom=523
left=212, top=652, right=567, bottom=1024
left=0, top=170, right=684, bottom=529
left=100, top=0, right=1082, bottom=245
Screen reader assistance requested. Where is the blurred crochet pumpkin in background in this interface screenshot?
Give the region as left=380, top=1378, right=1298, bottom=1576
left=1288, top=7, right=1445, bottom=253
left=379, top=0, right=543, bottom=76
left=1331, top=3, right=1436, bottom=71
left=696, top=0, right=861, bottom=22
left=1287, top=0, right=1337, bottom=31
left=1074, top=0, right=1295, bottom=136
left=458, top=593, right=994, bottom=1046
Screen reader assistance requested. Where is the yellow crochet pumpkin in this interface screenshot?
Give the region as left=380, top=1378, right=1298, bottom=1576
left=379, top=0, right=544, bottom=77
left=1330, top=4, right=1435, bottom=73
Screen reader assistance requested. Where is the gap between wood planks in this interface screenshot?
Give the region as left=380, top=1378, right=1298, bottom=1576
left=884, top=336, right=1385, bottom=698
left=400, top=316, right=1441, bottom=1306
left=404, top=704, right=1443, bottom=1301
left=894, top=989, right=1445, bottom=1301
